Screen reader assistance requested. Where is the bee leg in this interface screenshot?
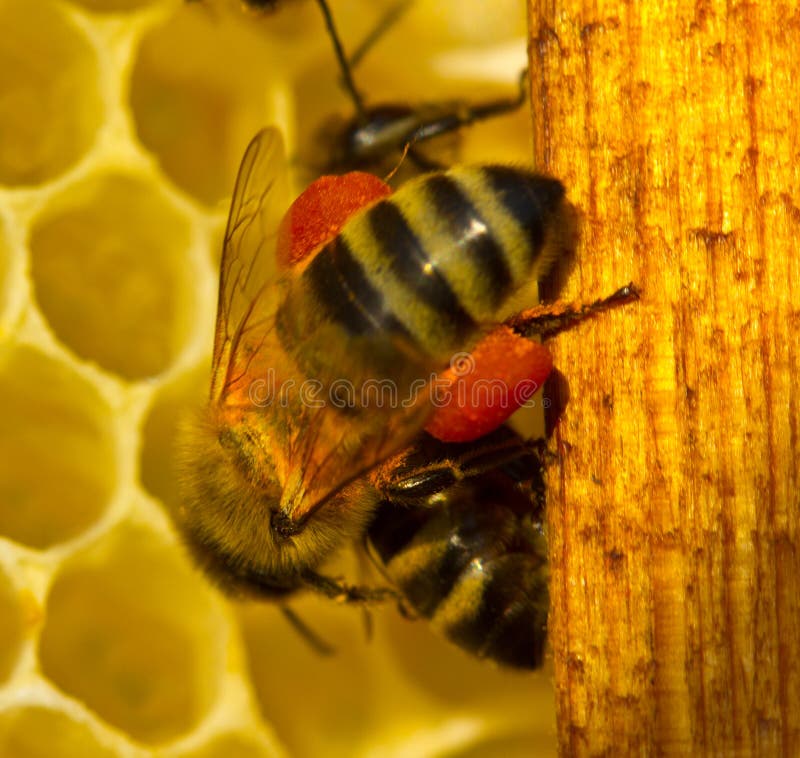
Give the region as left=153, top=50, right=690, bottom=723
left=508, top=283, right=641, bottom=340
left=399, top=67, right=531, bottom=172
left=453, top=66, right=529, bottom=124
left=280, top=606, right=336, bottom=656
left=359, top=534, right=418, bottom=621
left=314, top=0, right=367, bottom=120
left=376, top=435, right=545, bottom=507
left=361, top=606, right=373, bottom=642
left=301, top=569, right=401, bottom=605
left=394, top=600, right=417, bottom=620
left=352, top=548, right=377, bottom=640
left=408, top=66, right=530, bottom=146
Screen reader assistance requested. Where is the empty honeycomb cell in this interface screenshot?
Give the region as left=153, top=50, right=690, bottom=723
left=140, top=364, right=209, bottom=515
left=29, top=172, right=194, bottom=380
left=239, top=597, right=385, bottom=758
left=130, top=6, right=299, bottom=206
left=0, top=706, right=117, bottom=758
left=178, top=732, right=278, bottom=758
left=0, top=345, right=115, bottom=549
left=0, top=0, right=102, bottom=186
left=38, top=524, right=221, bottom=744
left=0, top=570, right=24, bottom=683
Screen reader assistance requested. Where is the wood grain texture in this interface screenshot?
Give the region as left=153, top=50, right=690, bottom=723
left=526, top=1, right=800, bottom=754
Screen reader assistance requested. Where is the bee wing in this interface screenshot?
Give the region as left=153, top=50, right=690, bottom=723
left=210, top=127, right=290, bottom=404
left=209, top=127, right=435, bottom=518
left=281, top=333, right=435, bottom=519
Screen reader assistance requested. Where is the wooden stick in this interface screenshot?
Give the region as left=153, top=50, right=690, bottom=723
left=527, top=1, right=800, bottom=754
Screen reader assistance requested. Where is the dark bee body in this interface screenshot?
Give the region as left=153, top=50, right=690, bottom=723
left=315, top=72, right=529, bottom=177
left=277, top=164, right=566, bottom=376
left=368, top=427, right=548, bottom=669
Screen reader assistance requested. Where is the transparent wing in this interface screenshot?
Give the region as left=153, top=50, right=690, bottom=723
left=209, top=127, right=435, bottom=520
left=210, top=126, right=290, bottom=404
left=274, top=330, right=435, bottom=521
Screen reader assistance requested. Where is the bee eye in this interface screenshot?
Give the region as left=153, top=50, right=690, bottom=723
left=271, top=510, right=302, bottom=539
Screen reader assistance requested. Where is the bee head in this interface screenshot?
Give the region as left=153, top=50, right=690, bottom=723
left=174, top=410, right=376, bottom=600
left=172, top=411, right=305, bottom=598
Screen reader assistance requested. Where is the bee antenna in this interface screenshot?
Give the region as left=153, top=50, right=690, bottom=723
left=384, top=140, right=414, bottom=183
left=314, top=0, right=367, bottom=122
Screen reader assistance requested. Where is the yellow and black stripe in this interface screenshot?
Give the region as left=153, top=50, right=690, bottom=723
left=277, top=165, right=564, bottom=371
left=367, top=430, right=549, bottom=669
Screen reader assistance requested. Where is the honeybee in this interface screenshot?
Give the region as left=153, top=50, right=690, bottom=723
left=194, top=0, right=527, bottom=178
left=307, top=1, right=529, bottom=177
left=175, top=125, right=569, bottom=658
left=368, top=425, right=548, bottom=669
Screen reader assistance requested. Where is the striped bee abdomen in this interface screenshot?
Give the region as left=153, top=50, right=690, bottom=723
left=276, top=166, right=565, bottom=373
left=367, top=463, right=549, bottom=669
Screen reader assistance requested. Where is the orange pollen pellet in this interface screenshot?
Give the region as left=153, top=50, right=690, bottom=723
left=425, top=326, right=553, bottom=443
left=276, top=172, right=392, bottom=267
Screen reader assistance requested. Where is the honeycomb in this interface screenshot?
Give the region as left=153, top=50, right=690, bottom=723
left=0, top=0, right=556, bottom=755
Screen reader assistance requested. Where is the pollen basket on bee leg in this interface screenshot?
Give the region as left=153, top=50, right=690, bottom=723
left=425, top=326, right=553, bottom=443
left=276, top=172, right=392, bottom=268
